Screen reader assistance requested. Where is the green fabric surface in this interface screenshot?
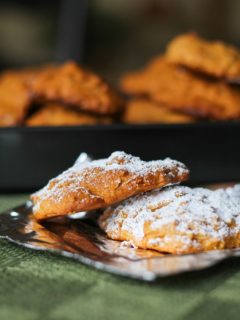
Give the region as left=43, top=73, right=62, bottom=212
left=0, top=195, right=240, bottom=320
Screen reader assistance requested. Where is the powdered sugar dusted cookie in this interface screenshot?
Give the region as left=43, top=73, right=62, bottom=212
left=31, top=151, right=189, bottom=220
left=99, top=185, right=240, bottom=254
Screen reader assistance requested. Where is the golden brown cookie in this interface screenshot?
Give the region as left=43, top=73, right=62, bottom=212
left=0, top=70, right=35, bottom=126
left=166, top=33, right=240, bottom=81
left=31, top=151, right=189, bottom=220
left=121, top=57, right=240, bottom=119
left=99, top=185, right=240, bottom=254
left=26, top=103, right=112, bottom=126
left=123, top=98, right=195, bottom=124
left=31, top=61, right=124, bottom=115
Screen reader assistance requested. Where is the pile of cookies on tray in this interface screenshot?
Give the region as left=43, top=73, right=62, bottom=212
left=31, top=151, right=240, bottom=255
left=2, top=33, right=240, bottom=127
left=0, top=62, right=123, bottom=127
left=121, top=33, right=240, bottom=123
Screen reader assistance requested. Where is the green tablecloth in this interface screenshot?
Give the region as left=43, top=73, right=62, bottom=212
left=0, top=194, right=240, bottom=320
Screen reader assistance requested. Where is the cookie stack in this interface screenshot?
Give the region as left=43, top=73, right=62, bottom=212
left=31, top=151, right=240, bottom=254
left=0, top=62, right=123, bottom=127
left=121, top=33, right=240, bottom=124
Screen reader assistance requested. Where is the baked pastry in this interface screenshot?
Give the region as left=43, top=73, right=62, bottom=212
left=0, top=70, right=35, bottom=126
left=31, top=151, right=189, bottom=220
left=123, top=98, right=195, bottom=124
left=166, top=33, right=240, bottom=82
left=31, top=61, right=124, bottom=115
left=121, top=57, right=240, bottom=119
left=99, top=185, right=240, bottom=254
left=26, top=103, right=112, bottom=126
left=0, top=61, right=124, bottom=127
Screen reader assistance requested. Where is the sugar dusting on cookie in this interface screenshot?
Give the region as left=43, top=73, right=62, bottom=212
left=31, top=151, right=189, bottom=217
left=73, top=151, right=188, bottom=177
left=100, top=185, right=240, bottom=254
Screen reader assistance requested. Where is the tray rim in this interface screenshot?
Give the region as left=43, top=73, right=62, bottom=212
left=1, top=120, right=240, bottom=133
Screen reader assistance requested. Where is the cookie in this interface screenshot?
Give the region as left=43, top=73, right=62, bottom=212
left=0, top=70, right=35, bottom=126
left=121, top=57, right=240, bottom=119
left=166, top=33, right=240, bottom=82
left=31, top=151, right=189, bottom=220
left=31, top=61, right=124, bottom=115
left=26, top=103, right=112, bottom=126
left=123, top=98, right=195, bottom=124
left=99, top=185, right=240, bottom=254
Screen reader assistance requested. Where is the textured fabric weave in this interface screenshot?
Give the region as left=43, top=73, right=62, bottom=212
left=0, top=194, right=240, bottom=320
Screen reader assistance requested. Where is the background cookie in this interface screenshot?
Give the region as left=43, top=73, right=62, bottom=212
left=31, top=61, right=124, bottom=115
left=166, top=33, right=240, bottom=82
left=26, top=103, right=113, bottom=126
left=0, top=70, right=35, bottom=126
left=121, top=57, right=240, bottom=119
left=123, top=98, right=195, bottom=124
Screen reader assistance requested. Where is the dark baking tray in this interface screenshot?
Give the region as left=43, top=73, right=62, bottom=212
left=0, top=122, right=240, bottom=191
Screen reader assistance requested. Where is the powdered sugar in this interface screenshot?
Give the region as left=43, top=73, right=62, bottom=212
left=102, top=185, right=240, bottom=249
left=120, top=240, right=137, bottom=249
left=32, top=151, right=188, bottom=209
left=72, top=151, right=188, bottom=177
